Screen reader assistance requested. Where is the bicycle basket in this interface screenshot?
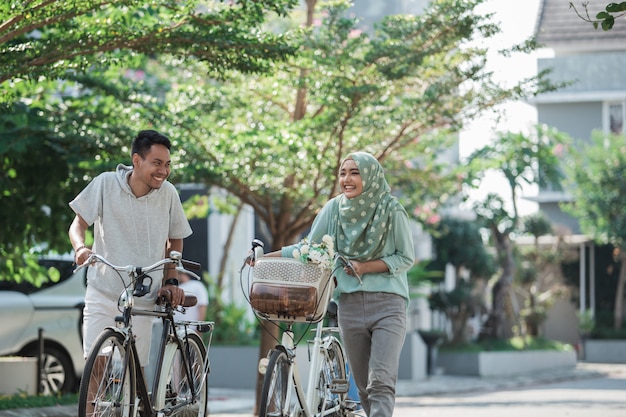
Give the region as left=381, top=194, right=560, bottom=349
left=250, top=257, right=334, bottom=323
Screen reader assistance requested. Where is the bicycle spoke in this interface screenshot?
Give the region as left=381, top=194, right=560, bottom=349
left=78, top=330, right=135, bottom=417
left=319, top=338, right=349, bottom=417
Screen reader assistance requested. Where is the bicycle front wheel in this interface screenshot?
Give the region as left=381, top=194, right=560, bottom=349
left=259, top=349, right=294, bottom=417
left=317, top=338, right=348, bottom=417
left=78, top=329, right=136, bottom=417
left=155, top=331, right=208, bottom=417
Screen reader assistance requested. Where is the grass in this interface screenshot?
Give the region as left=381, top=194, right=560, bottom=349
left=0, top=392, right=77, bottom=410
left=440, top=336, right=574, bottom=353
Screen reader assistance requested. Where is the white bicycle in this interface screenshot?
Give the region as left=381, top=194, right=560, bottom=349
left=241, top=240, right=360, bottom=417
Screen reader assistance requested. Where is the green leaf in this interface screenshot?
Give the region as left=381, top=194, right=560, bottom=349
left=606, top=2, right=626, bottom=13
left=602, top=16, right=615, bottom=31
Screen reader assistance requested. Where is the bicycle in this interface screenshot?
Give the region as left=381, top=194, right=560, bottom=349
left=74, top=251, right=213, bottom=417
left=240, top=240, right=361, bottom=417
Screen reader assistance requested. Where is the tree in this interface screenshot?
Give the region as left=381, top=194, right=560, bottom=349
left=465, top=125, right=570, bottom=340
left=569, top=1, right=626, bottom=30
left=0, top=0, right=298, bottom=279
left=517, top=213, right=569, bottom=336
left=428, top=217, right=496, bottom=345
left=561, top=131, right=626, bottom=330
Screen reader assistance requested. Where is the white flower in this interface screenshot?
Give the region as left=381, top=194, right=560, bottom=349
left=292, top=235, right=335, bottom=270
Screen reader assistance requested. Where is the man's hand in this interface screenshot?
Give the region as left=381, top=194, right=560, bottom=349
left=74, top=247, right=92, bottom=266
left=158, top=284, right=185, bottom=307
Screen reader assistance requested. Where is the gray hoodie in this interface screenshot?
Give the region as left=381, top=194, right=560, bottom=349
left=69, top=164, right=192, bottom=307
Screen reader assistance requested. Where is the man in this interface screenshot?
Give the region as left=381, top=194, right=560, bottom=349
left=68, top=129, right=193, bottom=365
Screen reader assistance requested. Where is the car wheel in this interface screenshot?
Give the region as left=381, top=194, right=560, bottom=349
left=22, top=345, right=77, bottom=395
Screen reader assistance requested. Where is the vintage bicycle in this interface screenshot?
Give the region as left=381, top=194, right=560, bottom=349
left=240, top=239, right=361, bottom=417
left=75, top=251, right=213, bottom=417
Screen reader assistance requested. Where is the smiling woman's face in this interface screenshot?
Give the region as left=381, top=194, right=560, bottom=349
left=339, top=158, right=363, bottom=199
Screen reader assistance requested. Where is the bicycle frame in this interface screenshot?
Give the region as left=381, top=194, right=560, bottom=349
left=127, top=308, right=212, bottom=416
left=278, top=320, right=347, bottom=417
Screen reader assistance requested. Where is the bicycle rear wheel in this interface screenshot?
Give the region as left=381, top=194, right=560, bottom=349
left=78, top=329, right=136, bottom=417
left=155, top=331, right=208, bottom=417
left=259, top=349, right=294, bottom=417
left=317, top=338, right=349, bottom=417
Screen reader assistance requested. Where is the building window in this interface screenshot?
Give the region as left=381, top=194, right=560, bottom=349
left=606, top=102, right=625, bottom=135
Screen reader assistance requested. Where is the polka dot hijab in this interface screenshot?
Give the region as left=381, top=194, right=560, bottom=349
left=334, top=152, right=395, bottom=261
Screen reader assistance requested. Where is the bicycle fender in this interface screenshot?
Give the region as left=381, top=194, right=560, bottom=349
left=101, top=325, right=128, bottom=338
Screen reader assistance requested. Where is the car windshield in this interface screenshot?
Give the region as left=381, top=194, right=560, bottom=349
left=0, top=259, right=76, bottom=295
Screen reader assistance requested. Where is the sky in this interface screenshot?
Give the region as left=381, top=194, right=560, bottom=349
left=458, top=0, right=549, bottom=217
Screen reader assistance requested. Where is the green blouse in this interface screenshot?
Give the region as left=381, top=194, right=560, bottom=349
left=282, top=196, right=415, bottom=305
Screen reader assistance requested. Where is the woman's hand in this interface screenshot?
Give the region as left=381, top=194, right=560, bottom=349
left=344, top=259, right=389, bottom=277
left=344, top=260, right=363, bottom=277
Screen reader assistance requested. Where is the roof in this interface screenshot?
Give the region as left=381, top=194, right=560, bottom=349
left=535, top=0, right=626, bottom=53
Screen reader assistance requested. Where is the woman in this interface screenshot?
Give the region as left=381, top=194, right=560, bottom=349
left=267, top=151, right=415, bottom=417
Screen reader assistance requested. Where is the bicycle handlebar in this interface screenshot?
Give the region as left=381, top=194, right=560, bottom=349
left=74, top=251, right=202, bottom=281
left=242, top=238, right=362, bottom=285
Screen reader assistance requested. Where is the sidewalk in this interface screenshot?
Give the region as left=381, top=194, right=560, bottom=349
left=0, top=362, right=618, bottom=417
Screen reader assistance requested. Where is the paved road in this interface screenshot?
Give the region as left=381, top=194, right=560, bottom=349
left=2, top=363, right=622, bottom=417
left=208, top=363, right=626, bottom=417
left=392, top=371, right=626, bottom=417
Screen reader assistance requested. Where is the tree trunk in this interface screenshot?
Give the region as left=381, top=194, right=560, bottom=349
left=213, top=202, right=244, bottom=330
left=482, top=227, right=516, bottom=340
left=614, top=251, right=626, bottom=330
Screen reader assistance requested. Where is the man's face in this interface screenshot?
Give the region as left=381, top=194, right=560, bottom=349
left=132, top=144, right=171, bottom=190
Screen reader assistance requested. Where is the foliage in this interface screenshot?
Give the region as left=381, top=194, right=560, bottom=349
left=562, top=132, right=626, bottom=250
left=441, top=336, right=573, bottom=352
left=561, top=131, right=626, bottom=329
left=1, top=0, right=563, bottom=283
left=0, top=392, right=77, bottom=410
left=577, top=309, right=595, bottom=337
left=430, top=217, right=496, bottom=282
left=570, top=2, right=626, bottom=30
left=465, top=125, right=572, bottom=340
left=426, top=217, right=495, bottom=344
left=0, top=0, right=298, bottom=281
left=516, top=213, right=570, bottom=336
left=205, top=275, right=259, bottom=345
left=590, top=327, right=626, bottom=340
left=407, top=260, right=445, bottom=287
left=523, top=213, right=552, bottom=239
left=0, top=0, right=298, bottom=90
left=160, top=0, right=561, bottom=251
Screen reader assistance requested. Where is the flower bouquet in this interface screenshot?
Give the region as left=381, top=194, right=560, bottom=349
left=292, top=235, right=335, bottom=270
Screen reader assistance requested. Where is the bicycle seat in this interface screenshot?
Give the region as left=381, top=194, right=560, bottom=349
left=182, top=294, right=197, bottom=307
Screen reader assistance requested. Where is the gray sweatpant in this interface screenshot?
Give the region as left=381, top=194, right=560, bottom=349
left=338, top=291, right=407, bottom=417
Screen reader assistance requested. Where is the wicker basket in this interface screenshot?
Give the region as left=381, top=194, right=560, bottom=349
left=250, top=257, right=334, bottom=323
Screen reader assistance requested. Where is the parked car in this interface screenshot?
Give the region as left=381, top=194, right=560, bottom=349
left=0, top=258, right=86, bottom=395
